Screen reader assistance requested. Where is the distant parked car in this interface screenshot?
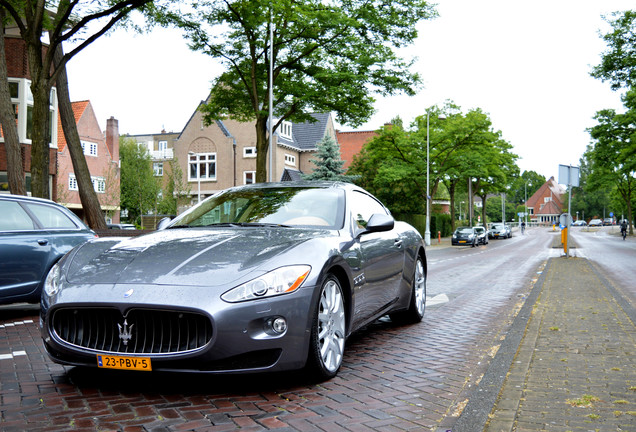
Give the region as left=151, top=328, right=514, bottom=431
left=107, top=223, right=136, bottom=230
left=0, top=194, right=96, bottom=305
left=603, top=218, right=614, bottom=226
left=452, top=226, right=477, bottom=247
left=572, top=220, right=587, bottom=227
left=474, top=226, right=489, bottom=245
left=489, top=223, right=511, bottom=239
left=588, top=219, right=603, bottom=227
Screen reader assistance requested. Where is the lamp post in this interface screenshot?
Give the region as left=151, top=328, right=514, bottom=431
left=425, top=110, right=445, bottom=246
left=188, top=151, right=201, bottom=203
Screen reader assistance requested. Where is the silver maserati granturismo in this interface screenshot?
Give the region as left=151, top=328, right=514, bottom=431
left=40, top=182, right=426, bottom=380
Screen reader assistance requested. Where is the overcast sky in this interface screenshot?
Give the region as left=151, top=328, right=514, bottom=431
left=65, top=1, right=634, bottom=181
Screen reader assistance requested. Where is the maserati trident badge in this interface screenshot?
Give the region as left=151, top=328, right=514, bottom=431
left=118, top=319, right=134, bottom=345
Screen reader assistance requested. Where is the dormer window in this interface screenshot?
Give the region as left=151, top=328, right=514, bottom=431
left=279, top=121, right=293, bottom=140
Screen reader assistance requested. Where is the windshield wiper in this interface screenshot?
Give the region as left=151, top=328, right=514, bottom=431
left=233, top=222, right=291, bottom=228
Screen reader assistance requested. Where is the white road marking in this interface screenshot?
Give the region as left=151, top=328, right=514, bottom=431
left=427, top=293, right=450, bottom=306
left=0, top=319, right=34, bottom=329
left=0, top=351, right=27, bottom=361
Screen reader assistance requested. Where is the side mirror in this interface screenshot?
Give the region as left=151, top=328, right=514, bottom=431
left=365, top=213, right=395, bottom=233
left=156, top=217, right=172, bottom=230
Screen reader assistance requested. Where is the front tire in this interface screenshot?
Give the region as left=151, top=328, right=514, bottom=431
left=390, top=257, right=426, bottom=324
left=306, top=275, right=346, bottom=380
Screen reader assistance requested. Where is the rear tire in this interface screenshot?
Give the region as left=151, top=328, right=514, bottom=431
left=390, top=257, right=426, bottom=324
left=305, top=275, right=346, bottom=381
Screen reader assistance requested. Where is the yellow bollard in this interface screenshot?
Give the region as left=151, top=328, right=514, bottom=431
left=562, top=227, right=568, bottom=254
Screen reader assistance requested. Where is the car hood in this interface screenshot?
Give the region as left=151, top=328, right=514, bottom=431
left=65, top=228, right=326, bottom=287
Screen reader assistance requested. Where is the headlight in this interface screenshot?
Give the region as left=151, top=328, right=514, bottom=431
left=44, top=262, right=62, bottom=297
left=222, top=265, right=311, bottom=303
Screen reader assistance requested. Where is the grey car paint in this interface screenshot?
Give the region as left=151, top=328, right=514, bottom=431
left=40, top=182, right=425, bottom=378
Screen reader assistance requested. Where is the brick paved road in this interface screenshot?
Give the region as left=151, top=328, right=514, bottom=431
left=0, top=230, right=552, bottom=431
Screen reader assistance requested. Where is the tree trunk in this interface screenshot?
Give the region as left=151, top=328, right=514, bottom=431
left=255, top=116, right=269, bottom=183
left=54, top=43, right=107, bottom=230
left=0, top=11, right=26, bottom=195
left=25, top=38, right=51, bottom=199
left=448, top=179, right=457, bottom=231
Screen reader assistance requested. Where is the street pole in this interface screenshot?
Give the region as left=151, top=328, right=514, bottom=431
left=425, top=111, right=431, bottom=246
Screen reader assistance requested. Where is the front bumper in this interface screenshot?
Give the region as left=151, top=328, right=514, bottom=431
left=41, top=282, right=317, bottom=374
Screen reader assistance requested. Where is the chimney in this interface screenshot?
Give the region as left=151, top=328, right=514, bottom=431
left=106, top=116, right=119, bottom=162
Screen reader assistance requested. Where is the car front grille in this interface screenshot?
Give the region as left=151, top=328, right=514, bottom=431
left=51, top=307, right=213, bottom=355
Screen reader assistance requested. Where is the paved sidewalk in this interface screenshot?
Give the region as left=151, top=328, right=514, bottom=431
left=454, top=257, right=636, bottom=431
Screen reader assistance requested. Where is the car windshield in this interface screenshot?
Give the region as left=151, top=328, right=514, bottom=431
left=170, top=187, right=346, bottom=229
left=457, top=228, right=473, bottom=234
left=474, top=227, right=485, bottom=234
left=491, top=224, right=504, bottom=229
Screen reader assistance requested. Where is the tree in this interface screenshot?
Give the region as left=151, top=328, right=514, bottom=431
left=154, top=0, right=437, bottom=182
left=0, top=0, right=155, bottom=200
left=508, top=170, right=546, bottom=205
left=0, top=8, right=25, bottom=195
left=157, top=158, right=190, bottom=216
left=303, top=135, right=351, bottom=182
left=591, top=10, right=636, bottom=90
left=120, top=137, right=160, bottom=226
left=586, top=89, right=636, bottom=234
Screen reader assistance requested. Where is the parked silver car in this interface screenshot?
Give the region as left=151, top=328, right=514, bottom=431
left=474, top=226, right=489, bottom=245
left=40, top=182, right=426, bottom=380
left=489, top=223, right=511, bottom=239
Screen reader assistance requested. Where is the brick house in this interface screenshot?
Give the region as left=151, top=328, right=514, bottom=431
left=171, top=101, right=338, bottom=209
left=336, top=130, right=377, bottom=170
left=525, top=176, right=565, bottom=225
left=56, top=101, right=121, bottom=223
left=1, top=27, right=58, bottom=196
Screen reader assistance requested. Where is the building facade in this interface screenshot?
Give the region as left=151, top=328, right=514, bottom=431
left=1, top=30, right=58, bottom=196
left=56, top=101, right=121, bottom=223
left=525, top=176, right=565, bottom=225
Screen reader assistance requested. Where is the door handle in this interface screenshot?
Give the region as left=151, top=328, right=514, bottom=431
left=37, top=239, right=49, bottom=246
left=394, top=240, right=402, bottom=248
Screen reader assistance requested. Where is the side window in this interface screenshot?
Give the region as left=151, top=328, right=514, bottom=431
left=349, top=191, right=388, bottom=230
left=0, top=201, right=35, bottom=231
left=24, top=203, right=78, bottom=229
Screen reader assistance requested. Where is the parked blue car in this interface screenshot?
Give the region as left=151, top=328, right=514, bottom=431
left=0, top=194, right=96, bottom=305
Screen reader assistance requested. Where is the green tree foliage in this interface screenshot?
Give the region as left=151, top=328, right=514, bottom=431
left=152, top=0, right=437, bottom=182
left=157, top=158, right=190, bottom=216
left=591, top=10, right=636, bottom=90
left=508, top=170, right=546, bottom=205
left=0, top=0, right=155, bottom=199
left=586, top=89, right=636, bottom=233
left=303, top=135, right=351, bottom=182
left=349, top=103, right=519, bottom=225
left=570, top=154, right=612, bottom=221
left=120, top=137, right=160, bottom=225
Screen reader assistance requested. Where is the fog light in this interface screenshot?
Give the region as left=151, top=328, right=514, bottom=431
left=272, top=317, right=287, bottom=334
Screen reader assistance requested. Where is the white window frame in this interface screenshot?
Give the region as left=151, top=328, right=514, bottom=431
left=279, top=121, right=293, bottom=140
left=153, top=162, right=164, bottom=176
left=158, top=140, right=168, bottom=151
left=243, top=147, right=257, bottom=158
left=3, top=79, right=56, bottom=147
left=68, top=174, right=78, bottom=191
left=188, top=152, right=217, bottom=181
left=244, top=171, right=256, bottom=185
left=81, top=140, right=98, bottom=157
left=284, top=154, right=296, bottom=166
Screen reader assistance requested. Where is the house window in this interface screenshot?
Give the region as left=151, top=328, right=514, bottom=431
left=189, top=152, right=216, bottom=181
left=153, top=162, right=164, bottom=176
left=243, top=147, right=257, bottom=158
left=158, top=140, right=168, bottom=151
left=544, top=197, right=552, bottom=203
left=284, top=154, right=296, bottom=166
left=93, top=177, right=106, bottom=194
left=279, top=121, right=293, bottom=140
left=244, top=171, right=256, bottom=185
left=68, top=174, right=104, bottom=193
left=81, top=140, right=98, bottom=157
left=68, top=174, right=78, bottom=191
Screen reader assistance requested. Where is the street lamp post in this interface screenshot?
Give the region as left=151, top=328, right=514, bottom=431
left=425, top=110, right=445, bottom=246
left=188, top=151, right=201, bottom=203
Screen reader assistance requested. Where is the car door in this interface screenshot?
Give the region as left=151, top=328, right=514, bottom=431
left=0, top=200, right=49, bottom=301
left=349, top=191, right=403, bottom=327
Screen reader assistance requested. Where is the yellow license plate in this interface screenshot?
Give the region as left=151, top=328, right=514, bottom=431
left=459, top=240, right=466, bottom=243
left=97, top=354, right=152, bottom=371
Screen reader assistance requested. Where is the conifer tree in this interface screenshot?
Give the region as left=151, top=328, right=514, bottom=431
left=303, top=136, right=352, bottom=182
